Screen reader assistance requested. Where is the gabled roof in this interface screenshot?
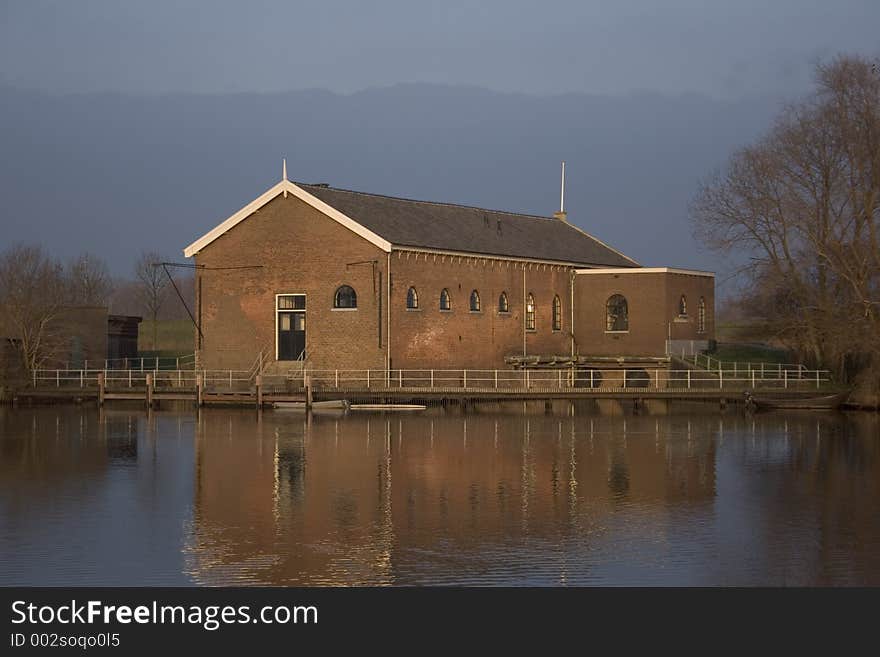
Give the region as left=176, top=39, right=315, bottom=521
left=183, top=179, right=638, bottom=267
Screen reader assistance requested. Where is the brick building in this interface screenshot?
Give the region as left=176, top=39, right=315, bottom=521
left=183, top=173, right=714, bottom=372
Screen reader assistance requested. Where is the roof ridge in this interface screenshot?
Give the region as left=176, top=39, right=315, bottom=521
left=295, top=182, right=556, bottom=222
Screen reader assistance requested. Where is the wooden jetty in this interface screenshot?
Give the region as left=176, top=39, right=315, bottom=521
left=8, top=366, right=840, bottom=410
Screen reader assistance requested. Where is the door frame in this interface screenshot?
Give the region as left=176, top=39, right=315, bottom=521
left=275, top=293, right=306, bottom=361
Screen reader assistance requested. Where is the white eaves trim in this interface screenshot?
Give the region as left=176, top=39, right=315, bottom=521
left=574, top=267, right=714, bottom=277
left=182, top=180, right=392, bottom=258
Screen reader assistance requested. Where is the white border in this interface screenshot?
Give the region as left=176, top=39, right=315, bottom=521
left=275, top=293, right=306, bottom=361
left=574, top=267, right=715, bottom=277
left=183, top=181, right=392, bottom=257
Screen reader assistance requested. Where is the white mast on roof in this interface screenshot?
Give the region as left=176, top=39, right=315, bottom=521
left=282, top=158, right=288, bottom=197
left=560, top=160, right=565, bottom=212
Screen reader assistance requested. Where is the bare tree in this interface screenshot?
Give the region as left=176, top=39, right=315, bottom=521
left=0, top=244, right=68, bottom=371
left=67, top=253, right=113, bottom=306
left=691, top=54, right=880, bottom=387
left=135, top=251, right=169, bottom=350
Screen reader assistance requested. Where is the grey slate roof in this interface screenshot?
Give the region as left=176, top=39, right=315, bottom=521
left=298, top=183, right=638, bottom=268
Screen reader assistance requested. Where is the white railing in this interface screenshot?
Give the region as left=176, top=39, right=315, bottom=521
left=304, top=367, right=833, bottom=391
left=45, top=354, right=197, bottom=372
left=30, top=366, right=835, bottom=392
left=684, top=353, right=812, bottom=378
left=32, top=368, right=252, bottom=389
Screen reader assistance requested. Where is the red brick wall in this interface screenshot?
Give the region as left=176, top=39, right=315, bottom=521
left=389, top=251, right=572, bottom=369
left=194, top=195, right=388, bottom=371
left=573, top=271, right=714, bottom=356
left=191, top=193, right=714, bottom=370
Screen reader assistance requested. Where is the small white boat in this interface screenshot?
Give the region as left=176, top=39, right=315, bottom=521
left=273, top=400, right=351, bottom=410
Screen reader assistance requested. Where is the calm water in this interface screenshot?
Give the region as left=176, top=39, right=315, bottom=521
left=1, top=402, right=878, bottom=586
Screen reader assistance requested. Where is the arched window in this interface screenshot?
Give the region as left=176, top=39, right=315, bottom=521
left=498, top=291, right=509, bottom=313
left=439, top=288, right=451, bottom=311
left=406, top=287, right=419, bottom=309
left=334, top=285, right=357, bottom=309
left=698, top=297, right=706, bottom=333
left=679, top=295, right=687, bottom=316
left=606, top=294, right=628, bottom=331
left=525, top=293, right=536, bottom=330
left=552, top=295, right=562, bottom=331
left=470, top=289, right=481, bottom=312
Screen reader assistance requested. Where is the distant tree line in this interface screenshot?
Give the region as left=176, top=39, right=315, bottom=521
left=691, top=54, right=880, bottom=394
left=0, top=245, right=193, bottom=371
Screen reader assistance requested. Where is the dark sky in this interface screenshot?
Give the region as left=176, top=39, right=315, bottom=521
left=1, top=1, right=878, bottom=290
left=2, top=0, right=877, bottom=98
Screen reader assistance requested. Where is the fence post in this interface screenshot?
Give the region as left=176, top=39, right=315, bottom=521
left=719, top=368, right=723, bottom=389
left=525, top=370, right=530, bottom=389
left=654, top=369, right=659, bottom=389
left=80, top=370, right=84, bottom=388
left=463, top=370, right=467, bottom=388
left=366, top=369, right=370, bottom=389
left=816, top=370, right=820, bottom=389
left=129, top=369, right=132, bottom=388
left=752, top=369, right=756, bottom=389
left=494, top=369, right=498, bottom=389
left=784, top=369, right=788, bottom=389
left=229, top=370, right=233, bottom=388
left=56, top=370, right=60, bottom=387
left=558, top=370, right=562, bottom=388
left=146, top=374, right=153, bottom=408
left=98, top=373, right=105, bottom=406
left=687, top=369, right=691, bottom=389
left=256, top=374, right=263, bottom=408
left=196, top=374, right=203, bottom=407
left=140, top=357, right=144, bottom=372
left=431, top=370, right=434, bottom=388
left=399, top=369, right=403, bottom=387
left=623, top=370, right=627, bottom=389
left=32, top=369, right=36, bottom=388
left=335, top=369, right=339, bottom=388
left=590, top=369, right=594, bottom=388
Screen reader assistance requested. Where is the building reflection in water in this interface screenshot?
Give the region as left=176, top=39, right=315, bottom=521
left=1, top=404, right=879, bottom=585
left=184, top=401, right=723, bottom=586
